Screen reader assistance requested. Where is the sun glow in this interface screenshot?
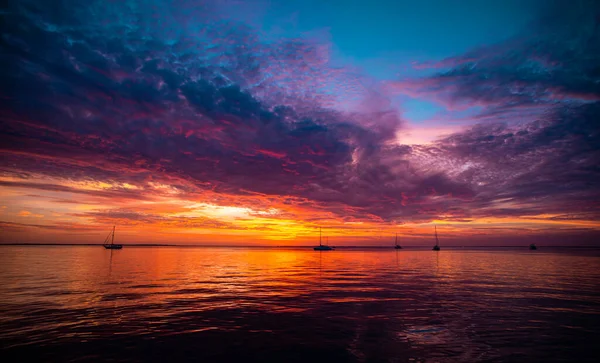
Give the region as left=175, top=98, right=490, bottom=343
left=1, top=171, right=599, bottom=245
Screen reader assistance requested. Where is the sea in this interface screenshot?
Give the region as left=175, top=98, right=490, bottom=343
left=0, top=246, right=599, bottom=362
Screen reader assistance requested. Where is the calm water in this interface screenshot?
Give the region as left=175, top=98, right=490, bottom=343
left=1, top=247, right=599, bottom=362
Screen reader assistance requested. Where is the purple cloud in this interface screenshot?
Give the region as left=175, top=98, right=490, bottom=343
left=1, top=0, right=599, bottom=232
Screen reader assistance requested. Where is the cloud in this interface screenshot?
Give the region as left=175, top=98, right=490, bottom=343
left=391, top=1, right=600, bottom=118
left=416, top=102, right=600, bottom=219
left=17, top=210, right=44, bottom=218
left=73, top=208, right=242, bottom=229
left=0, top=0, right=598, bottom=239
left=0, top=180, right=153, bottom=201
left=397, top=0, right=600, bottom=221
left=0, top=220, right=95, bottom=232
left=0, top=0, right=479, bottom=226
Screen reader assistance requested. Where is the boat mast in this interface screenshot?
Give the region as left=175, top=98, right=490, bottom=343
left=434, top=226, right=439, bottom=247
left=111, top=225, right=115, bottom=246
left=395, top=233, right=398, bottom=246
left=319, top=227, right=322, bottom=246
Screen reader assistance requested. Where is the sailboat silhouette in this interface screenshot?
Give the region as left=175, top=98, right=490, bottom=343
left=394, top=233, right=402, bottom=249
left=314, top=227, right=333, bottom=251
left=103, top=226, right=123, bottom=250
left=432, top=226, right=440, bottom=251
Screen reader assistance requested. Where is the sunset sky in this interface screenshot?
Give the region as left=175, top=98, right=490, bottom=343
left=1, top=0, right=599, bottom=245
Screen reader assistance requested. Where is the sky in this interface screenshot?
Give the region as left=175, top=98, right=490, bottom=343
left=1, top=0, right=599, bottom=245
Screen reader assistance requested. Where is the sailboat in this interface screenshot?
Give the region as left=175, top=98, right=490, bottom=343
left=529, top=243, right=537, bottom=250
left=394, top=233, right=402, bottom=249
left=103, top=226, right=123, bottom=250
left=432, top=226, right=440, bottom=251
left=314, top=227, right=333, bottom=251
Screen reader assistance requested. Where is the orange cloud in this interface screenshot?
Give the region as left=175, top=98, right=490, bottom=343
left=18, top=210, right=44, bottom=218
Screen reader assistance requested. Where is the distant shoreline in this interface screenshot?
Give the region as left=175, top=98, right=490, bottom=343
left=0, top=243, right=598, bottom=248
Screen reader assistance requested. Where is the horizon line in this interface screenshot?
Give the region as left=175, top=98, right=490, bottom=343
left=1, top=243, right=598, bottom=248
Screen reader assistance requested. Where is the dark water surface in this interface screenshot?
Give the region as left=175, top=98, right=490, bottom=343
left=1, top=246, right=599, bottom=362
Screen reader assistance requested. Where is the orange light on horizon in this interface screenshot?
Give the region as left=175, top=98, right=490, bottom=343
left=1, top=175, right=599, bottom=245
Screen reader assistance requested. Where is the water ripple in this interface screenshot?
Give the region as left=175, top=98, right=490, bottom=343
left=0, top=247, right=599, bottom=362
